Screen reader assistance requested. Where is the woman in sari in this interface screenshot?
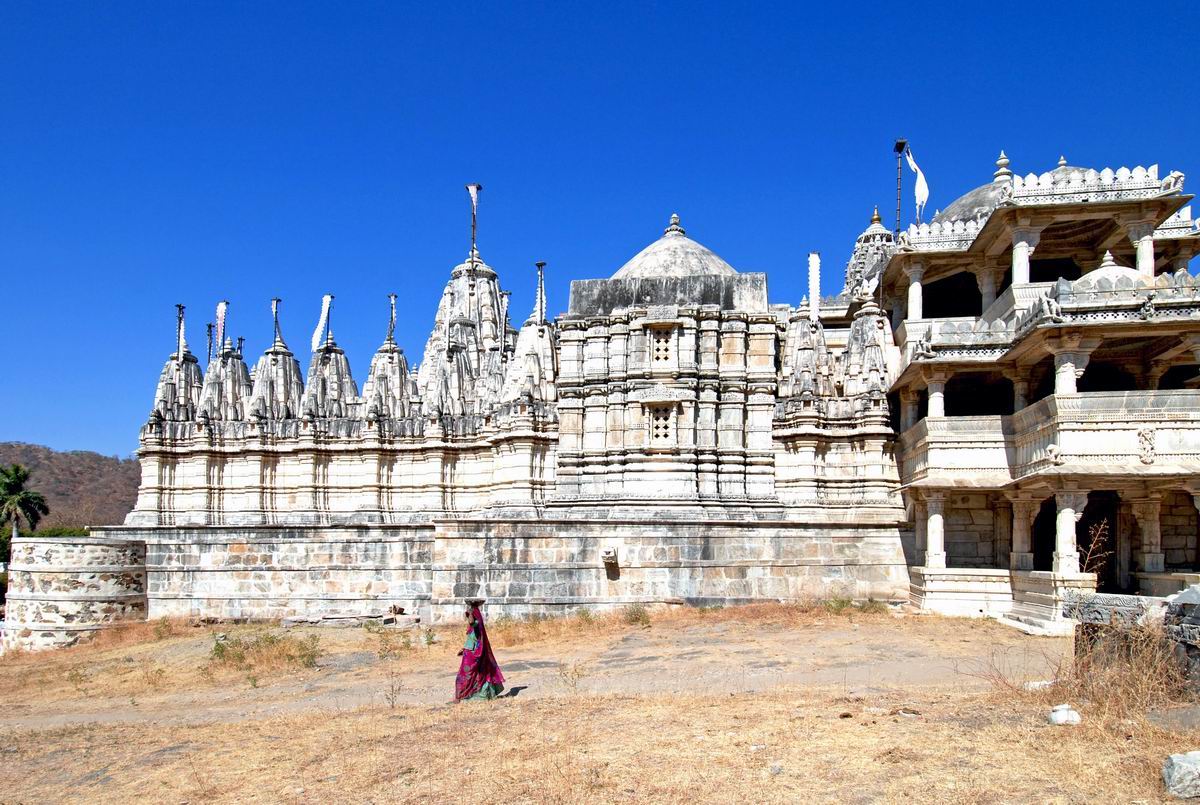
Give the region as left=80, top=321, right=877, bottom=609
left=455, top=601, right=505, bottom=701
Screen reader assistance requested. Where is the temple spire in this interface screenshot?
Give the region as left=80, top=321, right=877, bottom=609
left=175, top=303, right=187, bottom=358
left=466, top=183, right=483, bottom=260
left=271, top=298, right=288, bottom=350
left=386, top=293, right=398, bottom=345
left=535, top=261, right=547, bottom=326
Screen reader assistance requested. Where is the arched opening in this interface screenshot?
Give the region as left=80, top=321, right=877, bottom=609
left=1078, top=362, right=1137, bottom=393
left=923, top=272, right=983, bottom=319
left=1078, top=491, right=1120, bottom=592
left=945, top=374, right=1014, bottom=416
left=1159, top=364, right=1200, bottom=391
left=1031, top=497, right=1057, bottom=571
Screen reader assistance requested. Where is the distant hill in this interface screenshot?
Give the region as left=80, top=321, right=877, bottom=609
left=0, top=442, right=140, bottom=528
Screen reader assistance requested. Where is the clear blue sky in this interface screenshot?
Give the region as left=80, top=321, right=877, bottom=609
left=1, top=1, right=1195, bottom=456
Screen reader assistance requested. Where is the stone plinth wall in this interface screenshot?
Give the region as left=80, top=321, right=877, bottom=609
left=428, top=510, right=909, bottom=621
left=1162, top=491, right=1199, bottom=569
left=99, top=525, right=435, bottom=620
left=76, top=511, right=908, bottom=630
left=2, top=535, right=147, bottom=652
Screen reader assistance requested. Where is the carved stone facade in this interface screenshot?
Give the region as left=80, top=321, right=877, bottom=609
left=6, top=151, right=1200, bottom=651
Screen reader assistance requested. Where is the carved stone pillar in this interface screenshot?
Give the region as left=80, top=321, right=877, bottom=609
left=1011, top=227, right=1042, bottom=285
left=925, top=373, right=947, bottom=418
left=924, top=491, right=946, bottom=569
left=1053, top=351, right=1080, bottom=395
left=914, top=499, right=928, bottom=557
left=1127, top=221, right=1157, bottom=279
left=905, top=263, right=925, bottom=321
left=1054, top=491, right=1087, bottom=574
left=976, top=268, right=1001, bottom=312
left=1010, top=499, right=1038, bottom=570
left=1012, top=376, right=1029, bottom=411
left=1131, top=497, right=1165, bottom=573
left=900, top=390, right=919, bottom=431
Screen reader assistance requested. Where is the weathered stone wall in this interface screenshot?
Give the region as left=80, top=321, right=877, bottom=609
left=1162, top=490, right=1198, bottom=569
left=80, top=510, right=909, bottom=628
left=2, top=536, right=147, bottom=652
left=942, top=493, right=998, bottom=568
left=428, top=508, right=910, bottom=621
left=103, top=525, right=434, bottom=620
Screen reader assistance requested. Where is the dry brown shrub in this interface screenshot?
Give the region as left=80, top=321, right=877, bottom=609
left=976, top=619, right=1191, bottom=726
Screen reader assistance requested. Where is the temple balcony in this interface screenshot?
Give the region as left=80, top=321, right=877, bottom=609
left=898, top=389, right=1200, bottom=489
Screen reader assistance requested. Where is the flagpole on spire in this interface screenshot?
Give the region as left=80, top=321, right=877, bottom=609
left=386, top=293, right=397, bottom=344
left=465, top=183, right=483, bottom=258
left=175, top=303, right=186, bottom=359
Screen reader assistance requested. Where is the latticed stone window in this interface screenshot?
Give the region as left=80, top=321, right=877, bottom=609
left=650, top=327, right=672, bottom=364
left=649, top=404, right=673, bottom=443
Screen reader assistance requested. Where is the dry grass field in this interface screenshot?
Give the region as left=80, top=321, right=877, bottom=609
left=0, top=604, right=1195, bottom=803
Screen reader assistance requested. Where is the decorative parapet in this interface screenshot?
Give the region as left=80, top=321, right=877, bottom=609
left=898, top=166, right=1185, bottom=254
left=1014, top=268, right=1200, bottom=338
left=1156, top=206, right=1200, bottom=240
left=1012, top=165, right=1177, bottom=205
left=898, top=218, right=984, bottom=252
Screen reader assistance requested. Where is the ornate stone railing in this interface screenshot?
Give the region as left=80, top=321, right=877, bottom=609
left=899, top=391, right=1200, bottom=487
left=898, top=415, right=1011, bottom=486
left=1014, top=270, right=1200, bottom=338
left=1156, top=205, right=1199, bottom=240
left=900, top=218, right=984, bottom=251
left=1012, top=164, right=1178, bottom=205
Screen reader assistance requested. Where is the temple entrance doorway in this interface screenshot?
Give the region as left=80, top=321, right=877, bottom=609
left=1078, top=491, right=1120, bottom=592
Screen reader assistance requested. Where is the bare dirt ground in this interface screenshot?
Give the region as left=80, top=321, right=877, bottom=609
left=0, top=605, right=1194, bottom=803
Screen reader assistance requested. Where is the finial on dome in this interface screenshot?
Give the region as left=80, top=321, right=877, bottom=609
left=664, top=213, right=686, bottom=237
left=993, top=150, right=1012, bottom=182
left=1058, top=155, right=1068, bottom=168
left=1100, top=250, right=1118, bottom=268
left=871, top=206, right=882, bottom=226
left=385, top=293, right=397, bottom=345
left=175, top=303, right=188, bottom=359
left=534, top=261, right=547, bottom=326
left=271, top=298, right=287, bottom=349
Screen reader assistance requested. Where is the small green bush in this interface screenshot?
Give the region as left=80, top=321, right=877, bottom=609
left=621, top=603, right=651, bottom=627
left=823, top=597, right=854, bottom=614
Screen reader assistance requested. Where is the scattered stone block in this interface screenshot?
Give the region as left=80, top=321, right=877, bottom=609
left=1163, top=751, right=1200, bottom=798
left=1047, top=704, right=1081, bottom=726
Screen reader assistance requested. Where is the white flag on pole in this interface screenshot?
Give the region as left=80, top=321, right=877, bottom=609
left=466, top=183, right=480, bottom=213
left=311, top=294, right=333, bottom=352
left=905, top=147, right=930, bottom=223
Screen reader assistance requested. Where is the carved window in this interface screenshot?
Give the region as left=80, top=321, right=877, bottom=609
left=649, top=404, right=673, bottom=443
left=650, top=327, right=672, bottom=364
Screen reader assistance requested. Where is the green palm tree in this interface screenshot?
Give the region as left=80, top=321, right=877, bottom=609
left=0, top=464, right=50, bottom=543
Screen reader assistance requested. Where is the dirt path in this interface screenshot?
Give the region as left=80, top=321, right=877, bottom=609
left=0, top=612, right=1066, bottom=731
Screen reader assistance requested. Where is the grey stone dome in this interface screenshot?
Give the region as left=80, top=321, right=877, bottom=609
left=612, top=214, right=738, bottom=279
left=932, top=154, right=1093, bottom=224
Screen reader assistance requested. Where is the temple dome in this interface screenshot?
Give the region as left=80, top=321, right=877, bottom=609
left=611, top=214, right=738, bottom=279
left=932, top=153, right=1093, bottom=224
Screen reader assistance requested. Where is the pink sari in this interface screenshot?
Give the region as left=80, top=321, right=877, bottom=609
left=454, top=605, right=505, bottom=701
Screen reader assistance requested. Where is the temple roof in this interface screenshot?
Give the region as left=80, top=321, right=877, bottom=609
left=932, top=154, right=1093, bottom=224
left=611, top=214, right=738, bottom=279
